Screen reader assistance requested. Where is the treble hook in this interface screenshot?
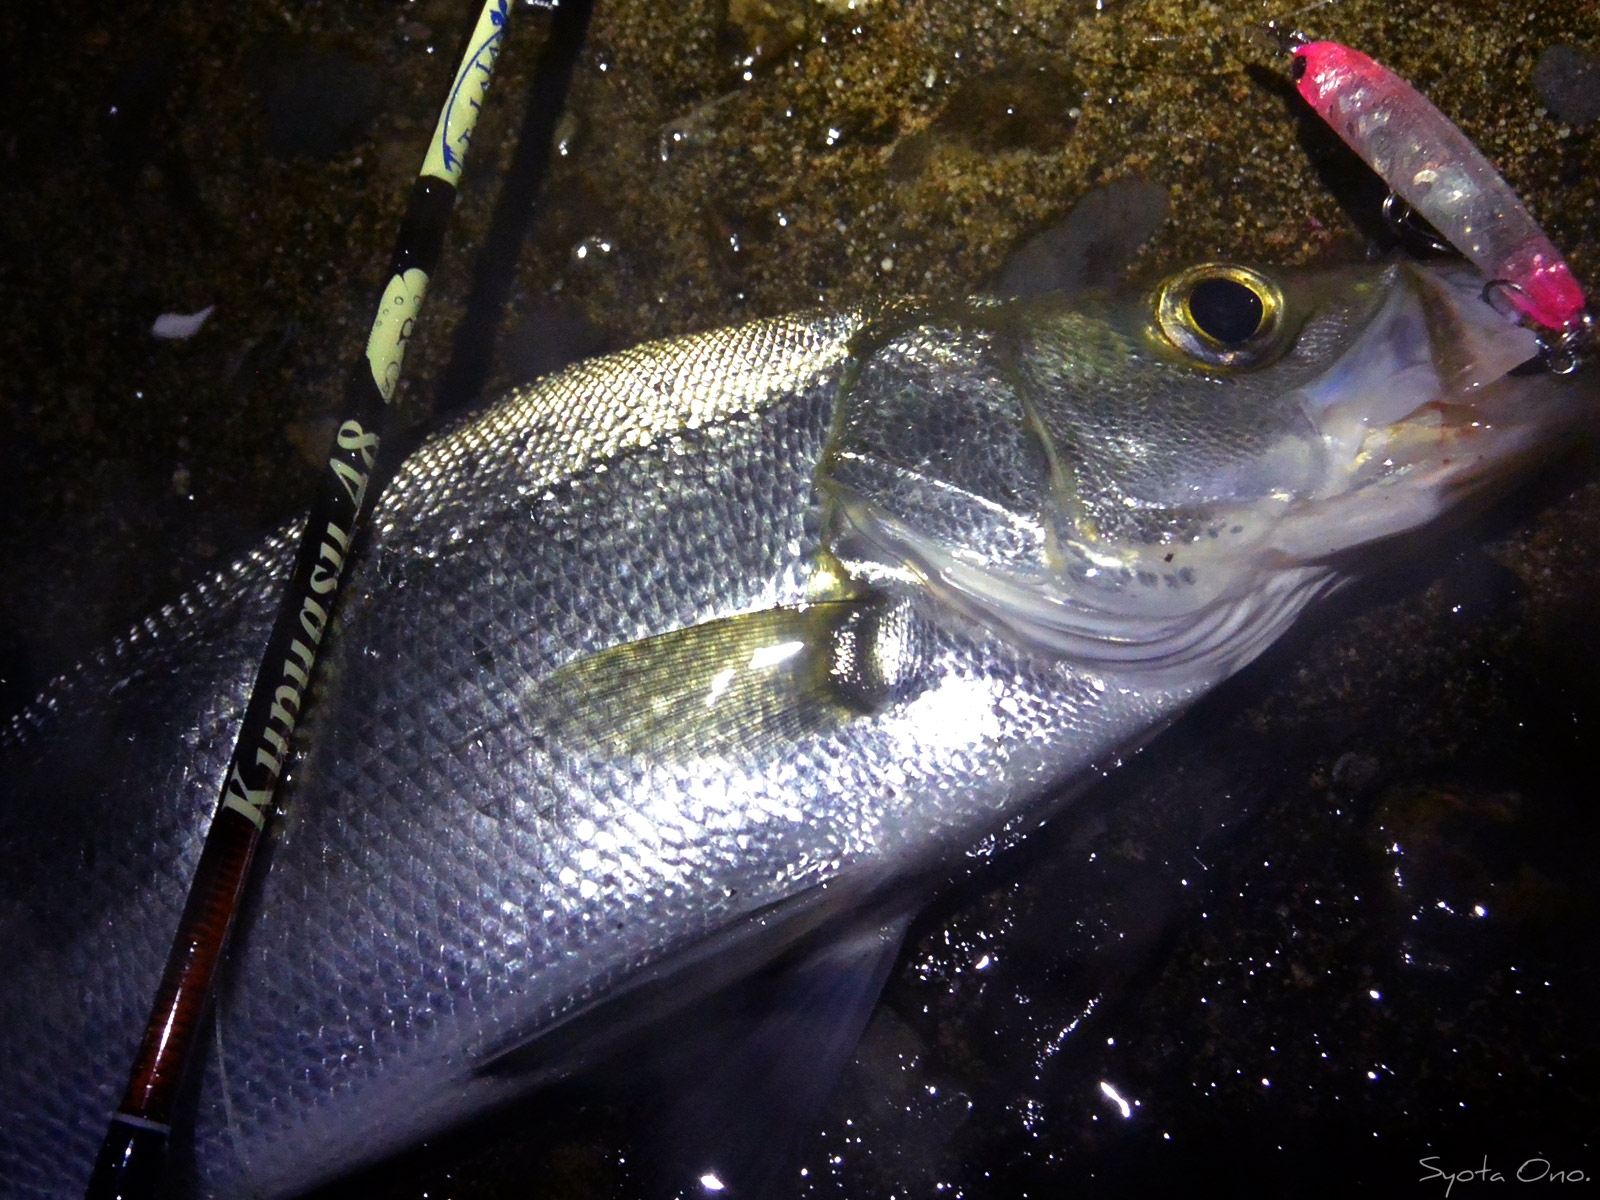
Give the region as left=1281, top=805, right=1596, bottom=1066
left=1483, top=279, right=1595, bottom=374
left=1379, top=192, right=1454, bottom=255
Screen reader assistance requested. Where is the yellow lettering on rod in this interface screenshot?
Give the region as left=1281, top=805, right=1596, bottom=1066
left=221, top=764, right=272, bottom=830
left=255, top=742, right=284, bottom=779
left=324, top=520, right=352, bottom=554
left=270, top=684, right=300, bottom=729
left=337, top=421, right=380, bottom=470
left=299, top=596, right=329, bottom=645
left=260, top=723, right=289, bottom=763
left=284, top=639, right=314, bottom=687
left=331, top=458, right=369, bottom=509
left=311, top=527, right=347, bottom=595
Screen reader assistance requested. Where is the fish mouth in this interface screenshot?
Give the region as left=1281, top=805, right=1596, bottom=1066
left=1272, top=261, right=1587, bottom=559
left=825, top=261, right=1591, bottom=685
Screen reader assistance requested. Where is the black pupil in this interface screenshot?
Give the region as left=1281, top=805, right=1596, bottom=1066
left=1188, top=277, right=1264, bottom=346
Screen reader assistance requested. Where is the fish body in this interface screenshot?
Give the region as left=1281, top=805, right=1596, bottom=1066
left=0, top=258, right=1586, bottom=1197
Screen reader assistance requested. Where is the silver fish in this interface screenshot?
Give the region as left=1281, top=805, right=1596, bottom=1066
left=0, top=251, right=1586, bottom=1196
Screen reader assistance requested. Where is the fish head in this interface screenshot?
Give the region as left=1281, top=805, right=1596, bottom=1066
left=822, top=260, right=1590, bottom=684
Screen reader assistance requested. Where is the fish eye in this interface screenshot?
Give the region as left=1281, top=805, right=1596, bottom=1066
left=1154, top=264, right=1285, bottom=369
left=1188, top=277, right=1263, bottom=343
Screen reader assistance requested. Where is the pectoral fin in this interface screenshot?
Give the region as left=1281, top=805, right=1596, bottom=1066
left=532, top=596, right=928, bottom=762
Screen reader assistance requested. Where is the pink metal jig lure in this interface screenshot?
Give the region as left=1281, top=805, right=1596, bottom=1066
left=1293, top=41, right=1588, bottom=341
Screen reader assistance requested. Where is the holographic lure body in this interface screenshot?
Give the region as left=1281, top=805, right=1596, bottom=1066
left=1294, top=41, right=1588, bottom=339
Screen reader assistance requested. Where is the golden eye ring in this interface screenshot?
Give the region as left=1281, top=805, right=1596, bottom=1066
left=1154, top=264, right=1285, bottom=369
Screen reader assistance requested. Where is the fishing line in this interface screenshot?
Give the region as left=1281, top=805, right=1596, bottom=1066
left=82, top=3, right=522, bottom=1196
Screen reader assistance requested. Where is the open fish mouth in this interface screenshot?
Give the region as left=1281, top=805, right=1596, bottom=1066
left=821, top=260, right=1589, bottom=685
left=1287, top=262, right=1577, bottom=536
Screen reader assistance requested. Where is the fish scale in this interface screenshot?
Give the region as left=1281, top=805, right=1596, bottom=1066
left=1, top=258, right=1587, bottom=1197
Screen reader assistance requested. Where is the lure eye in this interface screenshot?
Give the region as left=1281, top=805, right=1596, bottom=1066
left=1154, top=264, right=1285, bottom=368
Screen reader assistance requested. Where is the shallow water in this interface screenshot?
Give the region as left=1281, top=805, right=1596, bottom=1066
left=1, top=0, right=1596, bottom=1195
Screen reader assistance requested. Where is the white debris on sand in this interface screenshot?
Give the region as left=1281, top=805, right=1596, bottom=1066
left=152, top=305, right=217, bottom=340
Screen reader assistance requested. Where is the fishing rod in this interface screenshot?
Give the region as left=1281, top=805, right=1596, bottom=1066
left=83, top=3, right=519, bottom=1195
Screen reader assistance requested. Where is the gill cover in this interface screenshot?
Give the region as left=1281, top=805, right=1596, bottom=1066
left=819, top=262, right=1544, bottom=684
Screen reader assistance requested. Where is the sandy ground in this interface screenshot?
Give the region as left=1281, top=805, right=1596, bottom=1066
left=0, top=0, right=1595, bottom=1195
